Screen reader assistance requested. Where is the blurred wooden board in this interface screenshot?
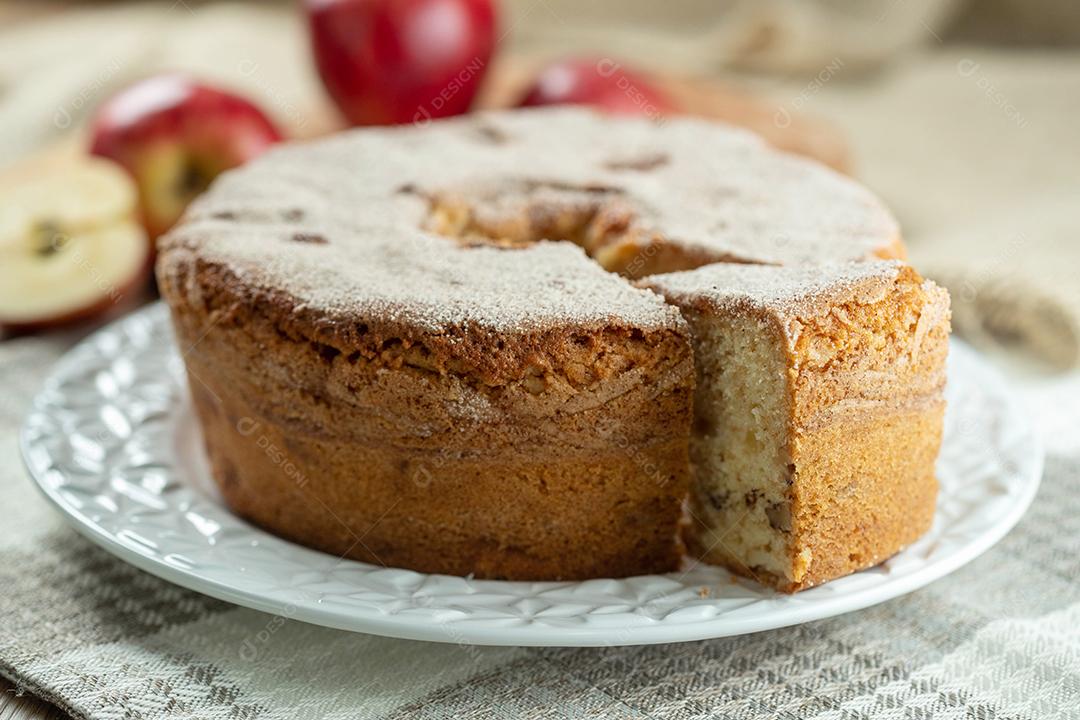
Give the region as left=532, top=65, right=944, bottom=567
left=0, top=677, right=66, bottom=720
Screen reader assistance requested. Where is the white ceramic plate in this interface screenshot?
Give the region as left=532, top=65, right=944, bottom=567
left=22, top=303, right=1042, bottom=647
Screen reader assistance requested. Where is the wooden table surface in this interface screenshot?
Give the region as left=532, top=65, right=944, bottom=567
left=0, top=678, right=66, bottom=720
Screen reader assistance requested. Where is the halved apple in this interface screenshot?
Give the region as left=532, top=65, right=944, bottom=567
left=89, top=75, right=283, bottom=240
left=0, top=155, right=150, bottom=332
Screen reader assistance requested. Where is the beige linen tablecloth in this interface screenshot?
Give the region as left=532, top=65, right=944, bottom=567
left=2, top=3, right=1079, bottom=718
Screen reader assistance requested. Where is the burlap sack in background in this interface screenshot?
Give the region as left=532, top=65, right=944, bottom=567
left=1, top=0, right=1077, bottom=369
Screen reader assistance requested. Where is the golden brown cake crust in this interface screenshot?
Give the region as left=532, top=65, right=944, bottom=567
left=162, top=253, right=694, bottom=580
left=782, top=266, right=949, bottom=591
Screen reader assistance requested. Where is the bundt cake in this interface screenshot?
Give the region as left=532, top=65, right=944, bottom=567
left=157, top=107, right=948, bottom=589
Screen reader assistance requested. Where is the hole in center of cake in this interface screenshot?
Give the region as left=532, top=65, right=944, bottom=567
left=417, top=179, right=707, bottom=279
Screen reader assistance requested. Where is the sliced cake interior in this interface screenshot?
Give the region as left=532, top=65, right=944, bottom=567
left=642, top=260, right=951, bottom=591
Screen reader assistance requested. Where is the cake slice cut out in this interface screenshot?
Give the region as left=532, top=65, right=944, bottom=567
left=642, top=260, right=950, bottom=591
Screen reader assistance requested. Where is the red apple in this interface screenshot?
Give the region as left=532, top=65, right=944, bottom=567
left=305, top=0, right=497, bottom=126
left=89, top=75, right=283, bottom=240
left=0, top=155, right=151, bottom=333
left=518, top=57, right=674, bottom=119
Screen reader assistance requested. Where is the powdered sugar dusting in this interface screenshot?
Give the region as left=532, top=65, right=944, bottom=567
left=161, top=108, right=899, bottom=333
left=221, top=234, right=679, bottom=331
left=643, top=261, right=905, bottom=319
